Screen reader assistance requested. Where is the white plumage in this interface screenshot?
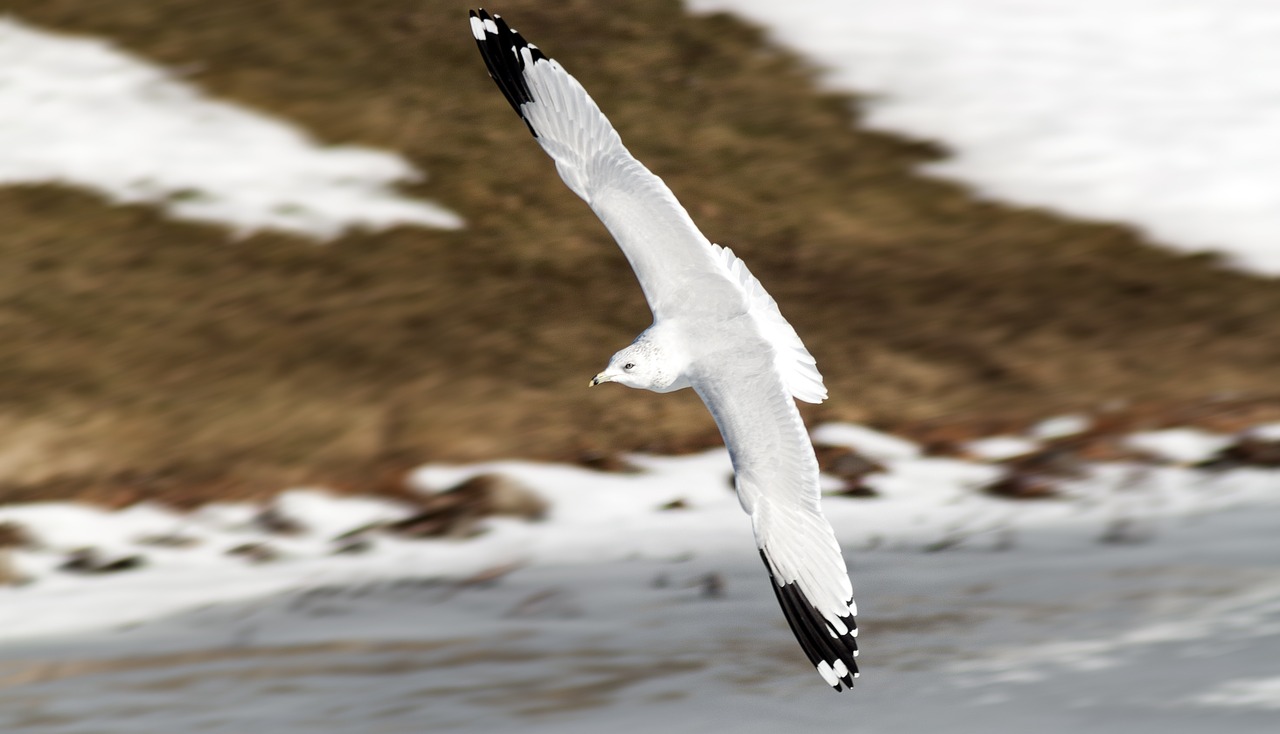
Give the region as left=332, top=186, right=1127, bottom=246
left=470, top=8, right=858, bottom=690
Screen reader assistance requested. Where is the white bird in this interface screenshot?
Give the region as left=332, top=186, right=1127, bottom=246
left=470, top=9, right=859, bottom=690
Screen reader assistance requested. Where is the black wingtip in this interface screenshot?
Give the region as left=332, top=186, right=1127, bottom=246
left=469, top=8, right=546, bottom=138
left=759, top=549, right=859, bottom=691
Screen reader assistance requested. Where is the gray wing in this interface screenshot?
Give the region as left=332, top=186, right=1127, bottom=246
left=470, top=10, right=741, bottom=320
left=691, top=350, right=859, bottom=691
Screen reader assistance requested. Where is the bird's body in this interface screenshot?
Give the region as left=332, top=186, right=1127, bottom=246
left=470, top=9, right=859, bottom=690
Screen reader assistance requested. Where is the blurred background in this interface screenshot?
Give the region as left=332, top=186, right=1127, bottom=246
left=0, top=1, right=1277, bottom=732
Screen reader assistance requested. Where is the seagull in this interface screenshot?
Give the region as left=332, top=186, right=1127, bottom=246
left=469, top=9, right=859, bottom=691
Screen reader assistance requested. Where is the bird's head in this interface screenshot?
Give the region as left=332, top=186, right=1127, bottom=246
left=591, top=340, right=679, bottom=392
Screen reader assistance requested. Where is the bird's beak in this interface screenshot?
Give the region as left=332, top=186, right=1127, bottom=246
left=590, top=372, right=612, bottom=387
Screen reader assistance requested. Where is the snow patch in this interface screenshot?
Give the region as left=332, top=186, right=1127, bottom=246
left=1125, top=428, right=1233, bottom=464
left=0, top=421, right=1277, bottom=643
left=966, top=436, right=1039, bottom=461
left=689, top=0, right=1280, bottom=274
left=0, top=18, right=462, bottom=239
left=810, top=423, right=921, bottom=462
left=1029, top=414, right=1092, bottom=441
left=1245, top=422, right=1280, bottom=442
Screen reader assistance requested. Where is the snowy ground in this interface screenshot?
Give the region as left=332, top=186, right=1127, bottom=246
left=0, top=422, right=1277, bottom=731
left=0, top=495, right=1277, bottom=732
left=1, top=420, right=1275, bottom=640
left=689, top=0, right=1280, bottom=275
left=0, top=18, right=461, bottom=238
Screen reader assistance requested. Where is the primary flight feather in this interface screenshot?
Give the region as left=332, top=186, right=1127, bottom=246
left=469, top=8, right=859, bottom=690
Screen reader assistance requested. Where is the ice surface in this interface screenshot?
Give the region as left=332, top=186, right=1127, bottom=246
left=0, top=503, right=1277, bottom=733
left=1197, top=676, right=1280, bottom=711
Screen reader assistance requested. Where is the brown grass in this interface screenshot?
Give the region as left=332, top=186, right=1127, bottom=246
left=3, top=0, right=1280, bottom=505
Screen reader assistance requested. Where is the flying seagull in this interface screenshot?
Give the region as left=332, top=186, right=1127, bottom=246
left=469, top=9, right=859, bottom=691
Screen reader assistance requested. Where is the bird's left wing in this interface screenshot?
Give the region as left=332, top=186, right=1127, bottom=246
left=691, top=353, right=859, bottom=691
left=470, top=9, right=740, bottom=320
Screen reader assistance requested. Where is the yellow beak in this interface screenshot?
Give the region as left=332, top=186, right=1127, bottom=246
left=590, top=372, right=611, bottom=387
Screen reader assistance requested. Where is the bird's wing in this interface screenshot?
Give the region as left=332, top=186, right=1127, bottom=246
left=470, top=10, right=826, bottom=402
left=471, top=10, right=725, bottom=318
left=471, top=9, right=730, bottom=318
left=691, top=352, right=859, bottom=690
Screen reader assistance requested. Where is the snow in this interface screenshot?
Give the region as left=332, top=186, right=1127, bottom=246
left=270, top=489, right=410, bottom=539
left=0, top=18, right=462, bottom=238
left=1030, top=414, right=1093, bottom=441
left=688, top=0, right=1280, bottom=275
left=809, top=422, right=921, bottom=461
left=0, top=420, right=1277, bottom=731
left=1125, top=428, right=1234, bottom=464
left=966, top=435, right=1039, bottom=461
left=964, top=415, right=1095, bottom=459
left=1, top=421, right=1276, bottom=644
left=1, top=500, right=1278, bottom=733
left=1245, top=422, right=1280, bottom=442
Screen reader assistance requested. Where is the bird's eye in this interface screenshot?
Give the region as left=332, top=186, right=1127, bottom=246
left=623, top=362, right=635, bottom=371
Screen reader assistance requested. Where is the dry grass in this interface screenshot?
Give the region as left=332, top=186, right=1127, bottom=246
left=3, top=0, right=1279, bottom=505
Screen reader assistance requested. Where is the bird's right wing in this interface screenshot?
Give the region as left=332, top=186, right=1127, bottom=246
left=470, top=9, right=739, bottom=320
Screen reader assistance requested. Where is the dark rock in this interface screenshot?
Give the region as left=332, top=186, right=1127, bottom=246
left=135, top=532, right=201, bottom=548
left=460, top=473, right=548, bottom=521
left=814, top=445, right=887, bottom=482
left=226, top=541, right=281, bottom=564
left=999, top=444, right=1088, bottom=479
left=331, top=523, right=380, bottom=542
left=1198, top=436, right=1280, bottom=470
left=833, top=480, right=880, bottom=498
left=382, top=473, right=547, bottom=540
left=0, top=521, right=38, bottom=550
left=814, top=445, right=887, bottom=498
left=575, top=450, right=643, bottom=474
left=331, top=537, right=373, bottom=556
left=1099, top=518, right=1154, bottom=545
left=252, top=505, right=307, bottom=536
left=0, top=550, right=31, bottom=586
left=60, top=548, right=146, bottom=574
left=700, top=572, right=725, bottom=599
left=982, top=471, right=1060, bottom=500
